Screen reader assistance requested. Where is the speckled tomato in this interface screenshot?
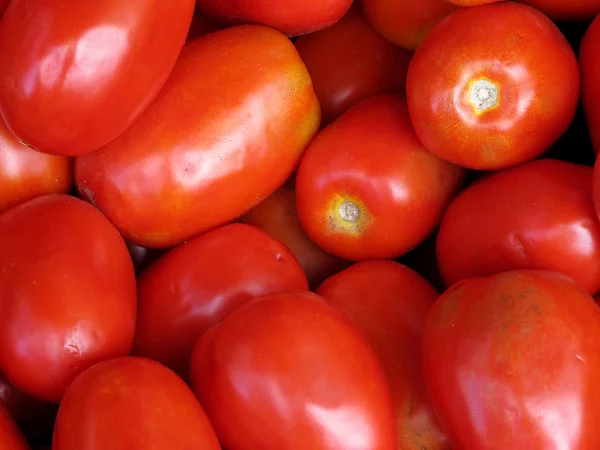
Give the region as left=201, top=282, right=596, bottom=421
left=296, top=94, right=465, bottom=261
left=522, top=0, right=600, bottom=20
left=423, top=270, right=600, bottom=448
left=317, top=261, right=449, bottom=450
left=406, top=2, right=579, bottom=170
left=0, top=403, right=28, bottom=450
left=581, top=15, right=600, bottom=154
left=76, top=25, right=320, bottom=249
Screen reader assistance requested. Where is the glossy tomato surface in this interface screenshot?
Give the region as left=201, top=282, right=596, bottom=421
left=423, top=270, right=600, bottom=449
left=359, top=0, right=457, bottom=50
left=294, top=4, right=413, bottom=126
left=0, top=117, right=72, bottom=214
left=580, top=15, right=600, bottom=154
left=296, top=94, right=465, bottom=261
left=0, top=194, right=137, bottom=403
left=133, top=223, right=309, bottom=380
left=53, top=357, right=220, bottom=450
left=76, top=25, right=320, bottom=249
left=406, top=2, right=580, bottom=170
left=190, top=291, right=397, bottom=450
left=0, top=0, right=195, bottom=156
left=522, top=0, right=600, bottom=20
left=437, top=159, right=600, bottom=295
left=317, top=261, right=449, bottom=450
left=0, top=403, right=29, bottom=450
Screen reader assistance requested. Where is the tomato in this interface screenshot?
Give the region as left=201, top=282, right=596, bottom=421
left=294, top=4, right=413, bottom=126
left=423, top=270, right=600, bottom=448
left=190, top=290, right=397, bottom=449
left=593, top=155, right=600, bottom=221
left=406, top=2, right=580, bottom=170
left=580, top=15, right=600, bottom=154
left=0, top=194, right=136, bottom=403
left=53, top=357, right=220, bottom=450
left=195, top=0, right=353, bottom=36
left=240, top=185, right=349, bottom=289
left=0, top=117, right=73, bottom=214
left=0, top=0, right=195, bottom=157
left=133, top=223, right=309, bottom=380
left=358, top=0, right=457, bottom=50
left=522, top=0, right=600, bottom=21
left=0, top=403, right=29, bottom=450
left=75, top=25, right=320, bottom=249
left=295, top=94, right=465, bottom=261
left=0, top=0, right=9, bottom=18
left=316, top=261, right=449, bottom=450
left=437, top=159, right=600, bottom=295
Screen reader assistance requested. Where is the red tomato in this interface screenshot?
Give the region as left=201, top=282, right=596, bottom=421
left=75, top=25, right=320, bottom=249
left=195, top=0, right=353, bottom=36
left=295, top=94, right=465, bottom=261
left=53, top=357, right=220, bottom=450
left=580, top=16, right=600, bottom=154
left=133, top=223, right=309, bottom=380
left=0, top=117, right=73, bottom=214
left=406, top=2, right=580, bottom=170
left=423, top=270, right=600, bottom=448
left=0, top=0, right=9, bottom=17
left=437, top=159, right=600, bottom=295
left=358, top=0, right=457, bottom=50
left=190, top=290, right=397, bottom=449
left=294, top=4, right=413, bottom=126
left=0, top=194, right=136, bottom=403
left=240, top=185, right=349, bottom=290
left=522, top=0, right=600, bottom=20
left=0, top=403, right=28, bottom=450
left=593, top=155, right=600, bottom=221
left=316, top=261, right=449, bottom=450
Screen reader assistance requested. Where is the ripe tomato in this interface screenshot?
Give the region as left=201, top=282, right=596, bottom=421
left=521, top=0, right=600, bottom=20
left=133, top=223, right=309, bottom=380
left=190, top=290, right=397, bottom=450
left=294, top=4, right=413, bottom=126
left=295, top=94, right=465, bottom=261
left=316, top=261, right=449, bottom=450
left=358, top=0, right=457, bottom=50
left=580, top=16, right=600, bottom=154
left=0, top=0, right=195, bottom=156
left=53, top=357, right=220, bottom=450
left=75, top=25, right=320, bottom=249
left=0, top=194, right=136, bottom=403
left=195, top=0, right=352, bottom=36
left=406, top=2, right=580, bottom=170
left=423, top=270, right=600, bottom=449
left=240, top=185, right=349, bottom=289
left=0, top=0, right=9, bottom=17
left=0, top=403, right=28, bottom=450
left=0, top=118, right=73, bottom=214
left=437, top=159, right=600, bottom=295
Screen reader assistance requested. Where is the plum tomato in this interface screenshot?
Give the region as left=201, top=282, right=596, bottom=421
left=580, top=15, right=600, bottom=154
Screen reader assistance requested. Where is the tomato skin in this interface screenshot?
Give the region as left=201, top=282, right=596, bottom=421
left=437, top=159, right=600, bottom=295
left=133, top=223, right=309, bottom=380
left=294, top=4, right=413, bottom=126
left=190, top=290, right=397, bottom=450
left=0, top=0, right=195, bottom=157
left=0, top=403, right=29, bottom=450
left=522, top=0, right=600, bottom=20
left=296, top=94, right=465, bottom=261
left=53, top=357, right=220, bottom=450
left=359, top=0, right=457, bottom=50
left=581, top=16, right=600, bottom=155
left=0, top=117, right=73, bottom=214
left=423, top=270, right=600, bottom=449
left=316, top=261, right=449, bottom=450
left=75, top=25, right=320, bottom=249
left=0, top=0, right=9, bottom=17
left=0, top=194, right=137, bottom=403
left=406, top=2, right=580, bottom=170
left=195, top=0, right=352, bottom=36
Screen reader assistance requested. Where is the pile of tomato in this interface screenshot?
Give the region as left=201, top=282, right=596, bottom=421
left=2, top=0, right=600, bottom=448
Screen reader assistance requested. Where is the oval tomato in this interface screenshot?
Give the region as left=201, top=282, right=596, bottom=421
left=406, top=2, right=579, bottom=170
left=295, top=94, right=465, bottom=261
left=0, top=403, right=28, bottom=450
left=522, top=0, right=600, bottom=20
left=437, top=159, right=600, bottom=295
left=0, top=194, right=136, bottom=403
left=294, top=4, right=413, bottom=126
left=358, top=0, right=457, bottom=50
left=316, top=261, right=449, bottom=450
left=423, top=270, right=600, bottom=448
left=133, top=223, right=309, bottom=380
left=0, top=118, right=73, bottom=214
left=0, top=0, right=195, bottom=156
left=195, top=0, right=352, bottom=36
left=53, top=357, right=220, bottom=450
left=75, top=25, right=320, bottom=249
left=190, top=290, right=397, bottom=449
left=240, top=185, right=349, bottom=289
left=580, top=15, right=600, bottom=154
